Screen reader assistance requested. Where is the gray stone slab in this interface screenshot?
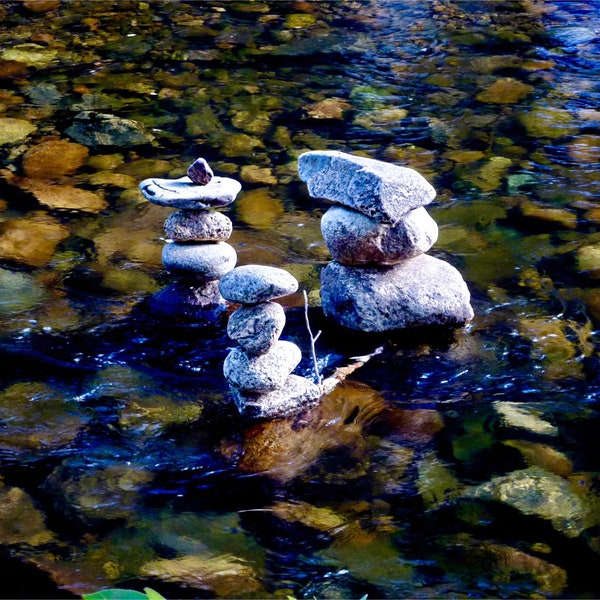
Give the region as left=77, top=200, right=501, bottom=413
left=162, top=241, right=237, bottom=280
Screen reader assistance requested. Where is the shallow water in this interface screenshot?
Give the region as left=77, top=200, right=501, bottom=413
left=1, top=1, right=600, bottom=598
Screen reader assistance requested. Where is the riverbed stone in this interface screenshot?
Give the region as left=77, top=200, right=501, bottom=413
left=139, top=175, right=241, bottom=209
left=64, top=111, right=154, bottom=147
left=227, top=301, right=286, bottom=355
left=298, top=150, right=436, bottom=224
left=219, top=264, right=299, bottom=304
left=224, top=340, right=302, bottom=391
left=0, top=117, right=36, bottom=145
left=321, top=205, right=438, bottom=265
left=164, top=209, right=233, bottom=242
left=22, top=139, right=89, bottom=178
left=320, top=255, right=474, bottom=331
left=231, top=374, right=321, bottom=418
left=162, top=241, right=237, bottom=280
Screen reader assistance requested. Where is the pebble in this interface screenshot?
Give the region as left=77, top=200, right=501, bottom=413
left=219, top=264, right=299, bottom=304
left=139, top=176, right=241, bottom=209
left=223, top=340, right=302, bottom=392
left=321, top=205, right=438, bottom=265
left=320, top=255, right=474, bottom=331
left=227, top=301, right=286, bottom=355
left=164, top=209, right=233, bottom=242
left=298, top=149, right=436, bottom=224
left=187, top=157, right=213, bottom=185
left=162, top=241, right=237, bottom=280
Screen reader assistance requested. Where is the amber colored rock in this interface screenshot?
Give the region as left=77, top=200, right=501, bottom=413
left=305, top=97, right=351, bottom=120
left=386, top=408, right=445, bottom=443
left=476, top=77, right=533, bottom=104
left=22, top=0, right=60, bottom=11
left=26, top=182, right=107, bottom=213
left=23, top=140, right=89, bottom=179
left=0, top=487, right=55, bottom=545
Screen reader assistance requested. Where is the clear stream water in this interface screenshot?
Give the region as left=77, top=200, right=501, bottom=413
left=1, top=1, right=600, bottom=598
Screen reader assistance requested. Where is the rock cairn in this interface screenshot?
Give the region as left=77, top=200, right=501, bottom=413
left=139, top=158, right=241, bottom=322
left=298, top=150, right=474, bottom=332
left=219, top=265, right=322, bottom=419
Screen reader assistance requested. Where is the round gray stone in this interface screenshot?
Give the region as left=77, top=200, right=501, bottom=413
left=321, top=205, right=438, bottom=265
left=223, top=340, right=302, bottom=392
left=227, top=301, right=286, bottom=356
left=320, top=255, right=474, bottom=332
left=164, top=209, right=233, bottom=242
left=230, top=374, right=321, bottom=419
left=139, top=175, right=241, bottom=209
left=219, top=265, right=298, bottom=304
left=162, top=241, right=237, bottom=280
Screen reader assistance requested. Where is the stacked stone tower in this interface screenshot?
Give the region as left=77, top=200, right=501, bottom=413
left=219, top=265, right=322, bottom=419
left=298, top=150, right=474, bottom=332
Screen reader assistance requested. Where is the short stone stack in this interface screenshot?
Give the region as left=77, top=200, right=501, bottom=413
left=219, top=265, right=322, bottom=419
left=298, top=150, right=474, bottom=332
left=139, top=158, right=241, bottom=322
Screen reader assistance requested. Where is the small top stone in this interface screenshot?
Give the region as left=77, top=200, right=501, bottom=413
left=139, top=175, right=241, bottom=209
left=219, top=265, right=298, bottom=304
left=187, top=157, right=213, bottom=185
left=298, top=150, right=436, bottom=224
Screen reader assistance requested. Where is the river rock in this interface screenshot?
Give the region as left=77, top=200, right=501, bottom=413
left=162, top=241, right=237, bottom=280
left=139, top=175, right=241, bottom=209
left=320, top=255, right=474, bottom=331
left=227, top=301, right=286, bottom=355
left=224, top=340, right=302, bottom=392
left=230, top=374, right=321, bottom=418
left=164, top=209, right=232, bottom=242
left=187, top=157, right=213, bottom=185
left=321, top=205, right=438, bottom=265
left=22, top=140, right=89, bottom=178
left=64, top=111, right=154, bottom=147
left=219, top=264, right=299, bottom=304
left=298, top=150, right=436, bottom=224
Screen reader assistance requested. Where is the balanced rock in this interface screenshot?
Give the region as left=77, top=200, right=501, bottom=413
left=320, top=254, right=474, bottom=331
left=298, top=150, right=436, bottom=224
left=162, top=241, right=237, bottom=280
left=321, top=205, right=438, bottom=265
left=220, top=265, right=298, bottom=304
left=164, top=209, right=232, bottom=242
left=187, top=157, right=213, bottom=185
left=224, top=340, right=302, bottom=392
left=227, top=302, right=286, bottom=356
left=139, top=175, right=241, bottom=209
left=230, top=374, right=322, bottom=419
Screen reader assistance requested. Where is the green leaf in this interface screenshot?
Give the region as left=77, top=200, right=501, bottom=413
left=144, top=588, right=168, bottom=600
left=82, top=589, right=149, bottom=600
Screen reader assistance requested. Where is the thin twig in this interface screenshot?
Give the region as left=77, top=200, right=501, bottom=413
left=303, top=289, right=323, bottom=393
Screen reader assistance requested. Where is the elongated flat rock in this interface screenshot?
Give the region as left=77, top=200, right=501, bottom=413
left=139, top=175, right=241, bottom=209
left=224, top=340, right=302, bottom=392
left=320, top=254, right=474, bottom=332
left=321, top=205, right=438, bottom=265
left=298, top=150, right=436, bottom=224
left=219, top=265, right=298, bottom=304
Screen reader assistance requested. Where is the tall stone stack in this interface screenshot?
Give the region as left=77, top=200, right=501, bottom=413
left=219, top=265, right=322, bottom=419
left=139, top=158, right=241, bottom=321
left=298, top=150, right=474, bottom=332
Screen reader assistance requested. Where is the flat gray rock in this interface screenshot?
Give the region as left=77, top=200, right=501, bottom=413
left=139, top=175, right=241, bottom=209
left=164, top=209, right=232, bottom=242
left=298, top=150, right=436, bottom=224
left=162, top=241, right=237, bottom=280
left=320, top=255, right=474, bottom=332
left=227, top=301, right=286, bottom=356
left=223, top=340, right=301, bottom=392
left=230, top=374, right=321, bottom=419
left=321, top=205, right=438, bottom=265
left=219, top=265, right=298, bottom=304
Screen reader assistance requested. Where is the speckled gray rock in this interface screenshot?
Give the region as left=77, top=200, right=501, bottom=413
left=164, top=209, right=232, bottom=242
left=227, top=302, right=286, bottom=356
left=320, top=255, right=474, bottom=331
left=321, top=205, right=438, bottom=265
left=162, top=241, right=237, bottom=280
left=298, top=150, right=436, bottom=224
left=223, top=340, right=302, bottom=392
left=219, top=265, right=298, bottom=304
left=230, top=374, right=322, bottom=419
left=139, top=176, right=241, bottom=209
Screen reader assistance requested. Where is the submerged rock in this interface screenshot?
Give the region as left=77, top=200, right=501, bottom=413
left=298, top=149, right=436, bottom=224
left=22, top=140, right=89, bottom=179
left=0, top=487, right=55, bottom=546
left=0, top=117, right=36, bottom=145
left=65, top=111, right=155, bottom=147
left=320, top=255, right=474, bottom=331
